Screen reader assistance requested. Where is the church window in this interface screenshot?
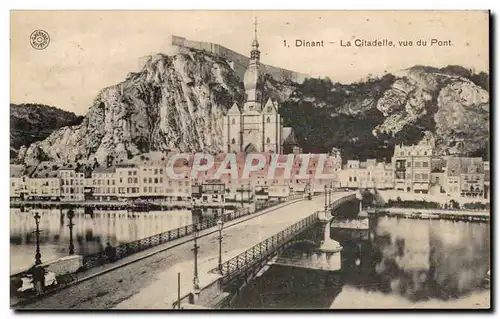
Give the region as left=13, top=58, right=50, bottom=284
left=267, top=106, right=272, bottom=112
left=232, top=118, right=235, bottom=125
left=266, top=137, right=271, bottom=144
left=231, top=138, right=236, bottom=144
left=266, top=117, right=270, bottom=123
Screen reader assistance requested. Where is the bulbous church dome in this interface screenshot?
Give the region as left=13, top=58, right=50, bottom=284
left=243, top=60, right=264, bottom=92
left=243, top=18, right=263, bottom=103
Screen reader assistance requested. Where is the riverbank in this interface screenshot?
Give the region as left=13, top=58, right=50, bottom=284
left=376, top=190, right=490, bottom=206
left=10, top=195, right=312, bottom=308
left=371, top=207, right=489, bottom=222
left=12, top=195, right=323, bottom=309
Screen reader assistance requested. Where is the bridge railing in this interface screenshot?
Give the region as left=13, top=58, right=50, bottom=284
left=80, top=199, right=291, bottom=270
left=212, top=211, right=320, bottom=281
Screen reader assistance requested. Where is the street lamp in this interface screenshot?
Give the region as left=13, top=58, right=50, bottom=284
left=240, top=184, right=244, bottom=208
left=33, top=212, right=42, bottom=265
left=247, top=183, right=252, bottom=205
left=67, top=209, right=75, bottom=255
left=324, top=184, right=327, bottom=213
left=328, top=183, right=332, bottom=208
left=217, top=218, right=224, bottom=275
left=192, top=224, right=200, bottom=294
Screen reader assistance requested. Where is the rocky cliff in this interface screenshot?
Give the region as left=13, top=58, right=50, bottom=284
left=279, top=65, right=489, bottom=161
left=15, top=49, right=489, bottom=165
left=10, top=103, right=83, bottom=160
left=17, top=50, right=245, bottom=166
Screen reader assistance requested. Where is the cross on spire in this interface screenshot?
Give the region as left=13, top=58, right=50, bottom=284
left=253, top=16, right=258, bottom=42
left=250, top=15, right=260, bottom=61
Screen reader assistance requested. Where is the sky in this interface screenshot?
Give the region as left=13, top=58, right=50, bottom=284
left=10, top=10, right=489, bottom=115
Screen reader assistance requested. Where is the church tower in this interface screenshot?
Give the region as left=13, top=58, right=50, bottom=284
left=223, top=16, right=294, bottom=155
left=243, top=17, right=265, bottom=113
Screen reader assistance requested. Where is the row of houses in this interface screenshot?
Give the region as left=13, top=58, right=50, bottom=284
left=10, top=150, right=343, bottom=202
left=338, top=144, right=490, bottom=199
left=10, top=145, right=490, bottom=202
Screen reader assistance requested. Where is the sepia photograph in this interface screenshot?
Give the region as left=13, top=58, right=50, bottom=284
left=9, top=10, right=491, bottom=310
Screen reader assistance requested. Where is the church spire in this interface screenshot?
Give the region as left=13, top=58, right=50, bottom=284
left=250, top=16, right=260, bottom=61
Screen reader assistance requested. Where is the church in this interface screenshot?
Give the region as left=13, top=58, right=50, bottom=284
left=222, top=19, right=296, bottom=154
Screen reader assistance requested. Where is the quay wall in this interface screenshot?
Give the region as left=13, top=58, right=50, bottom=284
left=375, top=190, right=490, bottom=206
left=379, top=207, right=489, bottom=217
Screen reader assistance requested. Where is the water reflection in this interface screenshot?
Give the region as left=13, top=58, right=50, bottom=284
left=232, top=216, right=490, bottom=309
left=10, top=207, right=193, bottom=274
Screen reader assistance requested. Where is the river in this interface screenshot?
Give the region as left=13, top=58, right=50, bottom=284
left=10, top=207, right=196, bottom=275
left=232, top=215, right=490, bottom=309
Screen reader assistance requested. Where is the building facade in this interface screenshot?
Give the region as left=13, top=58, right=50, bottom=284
left=339, top=159, right=393, bottom=189
left=445, top=157, right=485, bottom=198
left=392, top=144, right=434, bottom=193
left=59, top=166, right=86, bottom=201
left=92, top=167, right=117, bottom=201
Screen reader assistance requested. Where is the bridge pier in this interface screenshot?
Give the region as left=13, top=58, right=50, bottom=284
left=319, top=219, right=343, bottom=253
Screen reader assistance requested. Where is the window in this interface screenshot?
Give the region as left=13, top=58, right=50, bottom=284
left=407, top=162, right=411, bottom=167
left=144, top=177, right=147, bottom=183
left=231, top=138, right=235, bottom=144
left=266, top=117, right=270, bottom=124
left=422, top=161, right=429, bottom=168
left=267, top=106, right=272, bottom=112
left=232, top=118, right=235, bottom=125
left=266, top=137, right=271, bottom=144
left=154, top=169, right=158, bottom=175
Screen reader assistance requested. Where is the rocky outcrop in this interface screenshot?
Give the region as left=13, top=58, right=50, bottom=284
left=373, top=67, right=489, bottom=156
left=15, top=51, right=489, bottom=165
left=18, top=50, right=245, bottom=165
left=280, top=65, right=489, bottom=160
left=10, top=103, right=83, bottom=160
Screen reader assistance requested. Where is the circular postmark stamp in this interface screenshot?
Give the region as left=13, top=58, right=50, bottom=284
left=30, top=30, right=50, bottom=50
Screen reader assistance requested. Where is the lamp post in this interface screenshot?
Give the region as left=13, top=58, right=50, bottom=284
left=217, top=218, right=224, bottom=275
left=33, top=212, right=42, bottom=265
left=247, top=183, right=252, bottom=205
left=240, top=184, right=244, bottom=208
left=324, top=184, right=327, bottom=213
left=328, top=183, right=332, bottom=208
left=67, top=209, right=75, bottom=255
left=192, top=224, right=200, bottom=295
